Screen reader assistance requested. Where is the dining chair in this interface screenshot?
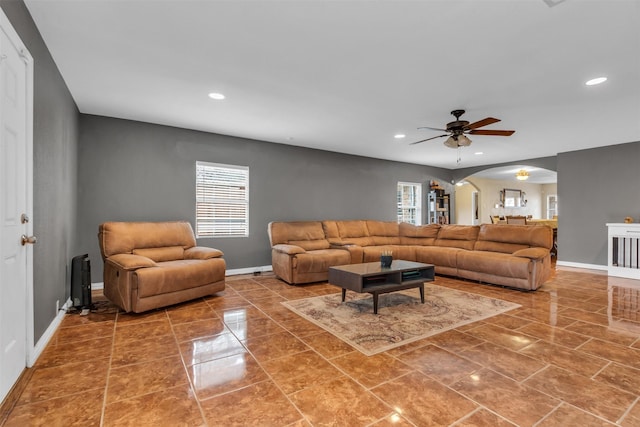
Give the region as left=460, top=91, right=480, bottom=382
left=506, top=215, right=527, bottom=225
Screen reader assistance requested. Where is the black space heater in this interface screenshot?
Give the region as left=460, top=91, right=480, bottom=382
left=71, top=254, right=92, bottom=308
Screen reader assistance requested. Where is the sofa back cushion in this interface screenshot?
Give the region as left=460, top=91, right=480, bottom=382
left=475, top=224, right=553, bottom=253
left=399, top=223, right=440, bottom=246
left=99, top=221, right=197, bottom=259
left=434, top=225, right=479, bottom=250
left=268, top=221, right=330, bottom=251
left=366, top=221, right=401, bottom=245
left=334, top=220, right=373, bottom=246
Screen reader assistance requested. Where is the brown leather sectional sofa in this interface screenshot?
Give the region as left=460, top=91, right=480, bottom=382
left=268, top=220, right=553, bottom=290
left=98, top=221, right=226, bottom=312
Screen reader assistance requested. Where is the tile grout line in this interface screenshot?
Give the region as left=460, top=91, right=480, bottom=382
left=99, top=311, right=119, bottom=427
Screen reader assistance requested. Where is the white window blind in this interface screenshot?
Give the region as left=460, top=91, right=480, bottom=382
left=196, top=161, right=249, bottom=238
left=397, top=182, right=422, bottom=225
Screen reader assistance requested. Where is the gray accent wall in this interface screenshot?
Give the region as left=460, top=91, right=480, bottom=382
left=77, top=115, right=453, bottom=279
left=1, top=1, right=79, bottom=341
left=557, top=141, right=640, bottom=266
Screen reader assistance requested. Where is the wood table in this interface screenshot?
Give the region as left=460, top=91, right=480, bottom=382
left=328, top=260, right=435, bottom=314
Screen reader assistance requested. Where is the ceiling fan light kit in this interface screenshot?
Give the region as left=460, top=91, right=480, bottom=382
left=411, top=109, right=515, bottom=149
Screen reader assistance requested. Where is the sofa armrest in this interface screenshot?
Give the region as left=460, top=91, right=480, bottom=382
left=512, top=247, right=548, bottom=260
left=272, top=244, right=306, bottom=255
left=107, top=254, right=157, bottom=270
left=184, top=246, right=224, bottom=260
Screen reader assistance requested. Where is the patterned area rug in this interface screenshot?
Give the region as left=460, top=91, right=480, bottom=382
left=282, top=284, right=520, bottom=356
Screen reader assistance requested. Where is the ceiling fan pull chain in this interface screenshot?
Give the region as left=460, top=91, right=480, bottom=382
left=457, top=146, right=462, bottom=165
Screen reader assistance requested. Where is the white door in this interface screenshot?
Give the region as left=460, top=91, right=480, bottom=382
left=0, top=10, right=33, bottom=404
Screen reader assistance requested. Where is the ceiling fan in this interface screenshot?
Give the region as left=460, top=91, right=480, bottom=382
left=410, top=109, right=515, bottom=148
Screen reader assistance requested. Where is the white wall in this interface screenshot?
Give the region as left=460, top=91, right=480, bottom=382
left=453, top=182, right=477, bottom=225
left=460, top=177, right=546, bottom=224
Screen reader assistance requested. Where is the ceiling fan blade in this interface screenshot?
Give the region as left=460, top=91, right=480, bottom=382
left=465, top=117, right=501, bottom=130
left=409, top=134, right=448, bottom=145
left=468, top=129, right=515, bottom=136
left=417, top=126, right=448, bottom=132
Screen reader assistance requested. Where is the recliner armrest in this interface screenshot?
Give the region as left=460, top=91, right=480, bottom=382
left=184, top=246, right=224, bottom=260
left=272, top=244, right=306, bottom=255
left=107, top=254, right=157, bottom=270
left=512, top=247, right=548, bottom=260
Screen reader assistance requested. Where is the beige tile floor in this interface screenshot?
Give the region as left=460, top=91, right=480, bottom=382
left=2, top=267, right=640, bottom=426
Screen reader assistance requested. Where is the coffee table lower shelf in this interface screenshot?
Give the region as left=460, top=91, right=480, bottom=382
left=329, top=261, right=435, bottom=314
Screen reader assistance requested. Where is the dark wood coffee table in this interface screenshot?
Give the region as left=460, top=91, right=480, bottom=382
left=328, top=260, right=435, bottom=314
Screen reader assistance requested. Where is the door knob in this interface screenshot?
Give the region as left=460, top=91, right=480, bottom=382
left=21, top=235, right=37, bottom=245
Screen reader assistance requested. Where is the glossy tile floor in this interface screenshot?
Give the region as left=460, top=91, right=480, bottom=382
left=2, top=267, right=640, bottom=426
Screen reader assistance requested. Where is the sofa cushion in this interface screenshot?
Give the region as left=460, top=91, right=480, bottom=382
left=134, top=258, right=225, bottom=298
left=362, top=245, right=416, bottom=262
left=476, top=224, right=553, bottom=251
left=99, top=221, right=197, bottom=257
left=434, top=225, right=479, bottom=250
left=335, top=220, right=373, bottom=246
left=321, top=220, right=340, bottom=240
left=133, top=246, right=184, bottom=262
left=457, top=251, right=532, bottom=279
left=366, top=221, right=401, bottom=245
left=268, top=221, right=330, bottom=250
left=399, top=223, right=440, bottom=246
left=415, top=246, right=464, bottom=268
left=294, top=249, right=352, bottom=274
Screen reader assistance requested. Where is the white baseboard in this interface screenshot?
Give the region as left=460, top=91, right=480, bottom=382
left=89, top=265, right=274, bottom=290
left=226, top=265, right=273, bottom=276
left=27, top=297, right=72, bottom=367
left=556, top=261, right=608, bottom=272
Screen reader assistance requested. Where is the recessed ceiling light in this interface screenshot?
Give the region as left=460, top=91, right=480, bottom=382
left=474, top=152, right=483, bottom=155
left=208, top=92, right=226, bottom=100
left=585, top=77, right=607, bottom=86
left=394, top=134, right=406, bottom=139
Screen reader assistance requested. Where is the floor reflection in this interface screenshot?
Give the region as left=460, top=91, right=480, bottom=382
left=608, top=277, right=640, bottom=334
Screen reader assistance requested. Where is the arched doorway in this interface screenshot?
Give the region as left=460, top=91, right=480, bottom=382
left=454, top=165, right=557, bottom=225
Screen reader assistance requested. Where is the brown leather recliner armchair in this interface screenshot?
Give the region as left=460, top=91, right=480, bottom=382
left=98, top=221, right=225, bottom=312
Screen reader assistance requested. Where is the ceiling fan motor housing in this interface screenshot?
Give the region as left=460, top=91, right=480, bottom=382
left=447, top=120, right=469, bottom=134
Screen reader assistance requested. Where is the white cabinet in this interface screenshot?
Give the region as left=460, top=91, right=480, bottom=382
left=607, top=223, right=640, bottom=279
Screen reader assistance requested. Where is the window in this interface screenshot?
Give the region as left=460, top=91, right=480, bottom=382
left=547, top=194, right=558, bottom=219
left=196, top=161, right=249, bottom=237
left=397, top=182, right=422, bottom=225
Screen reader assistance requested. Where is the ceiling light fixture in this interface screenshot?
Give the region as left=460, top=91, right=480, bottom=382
left=208, top=92, right=226, bottom=100
left=394, top=134, right=406, bottom=139
left=585, top=77, right=607, bottom=86
left=515, top=170, right=530, bottom=181
left=443, top=136, right=458, bottom=149
left=457, top=135, right=472, bottom=147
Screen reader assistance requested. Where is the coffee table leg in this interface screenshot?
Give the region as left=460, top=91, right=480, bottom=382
left=373, top=293, right=379, bottom=314
left=342, top=288, right=346, bottom=302
left=420, top=284, right=425, bottom=304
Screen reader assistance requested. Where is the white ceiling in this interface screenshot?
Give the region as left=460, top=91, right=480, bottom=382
left=24, top=0, right=640, bottom=169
